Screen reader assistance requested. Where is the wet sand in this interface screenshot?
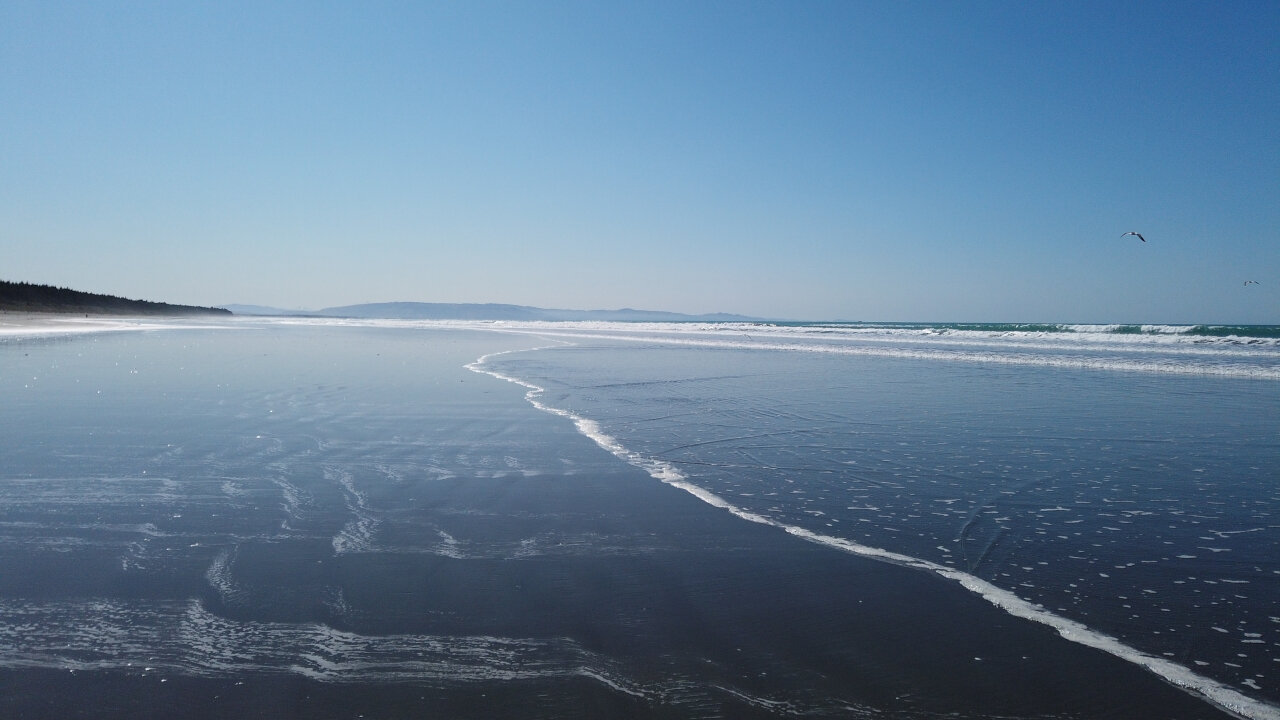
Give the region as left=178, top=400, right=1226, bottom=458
left=0, top=467, right=1240, bottom=718
left=0, top=323, right=1242, bottom=718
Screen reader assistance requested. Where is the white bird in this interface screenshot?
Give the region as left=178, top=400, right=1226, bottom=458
left=1121, top=231, right=1146, bottom=242
left=1244, top=280, right=1260, bottom=286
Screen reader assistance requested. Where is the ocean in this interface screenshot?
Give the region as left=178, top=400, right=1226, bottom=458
left=0, top=317, right=1276, bottom=718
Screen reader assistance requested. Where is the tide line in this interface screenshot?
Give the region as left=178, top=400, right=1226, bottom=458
left=467, top=345, right=1280, bottom=720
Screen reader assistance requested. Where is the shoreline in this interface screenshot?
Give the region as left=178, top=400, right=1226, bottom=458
left=472, top=342, right=1279, bottom=720
left=0, top=310, right=235, bottom=338
left=0, top=323, right=1261, bottom=718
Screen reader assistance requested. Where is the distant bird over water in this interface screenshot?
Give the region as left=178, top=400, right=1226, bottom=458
left=1244, top=280, right=1260, bottom=286
left=1121, top=231, right=1146, bottom=242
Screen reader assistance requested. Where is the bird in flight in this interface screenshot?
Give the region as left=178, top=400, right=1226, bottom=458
left=1121, top=231, right=1146, bottom=242
left=1244, top=280, right=1260, bottom=286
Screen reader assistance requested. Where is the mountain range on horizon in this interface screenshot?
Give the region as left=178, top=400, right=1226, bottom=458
left=223, top=301, right=766, bottom=323
left=0, top=278, right=765, bottom=322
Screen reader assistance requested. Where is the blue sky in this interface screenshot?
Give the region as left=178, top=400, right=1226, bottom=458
left=3, top=1, right=1277, bottom=322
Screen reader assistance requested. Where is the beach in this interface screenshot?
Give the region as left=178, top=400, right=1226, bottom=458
left=0, top=318, right=1269, bottom=718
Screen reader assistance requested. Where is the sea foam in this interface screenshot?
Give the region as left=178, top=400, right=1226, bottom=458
left=467, top=344, right=1280, bottom=720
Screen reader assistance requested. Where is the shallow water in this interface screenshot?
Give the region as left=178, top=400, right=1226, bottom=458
left=0, top=318, right=1273, bottom=718
left=480, top=322, right=1280, bottom=712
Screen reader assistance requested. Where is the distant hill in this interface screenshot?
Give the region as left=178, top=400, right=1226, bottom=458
left=226, top=301, right=761, bottom=323
left=220, top=304, right=316, bottom=317
left=0, top=280, right=231, bottom=316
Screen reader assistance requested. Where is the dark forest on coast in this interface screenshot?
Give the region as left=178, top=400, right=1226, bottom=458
left=0, top=280, right=230, bottom=316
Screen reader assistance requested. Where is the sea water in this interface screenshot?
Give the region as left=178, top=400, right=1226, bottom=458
left=0, top=317, right=1276, bottom=718
left=471, top=321, right=1280, bottom=713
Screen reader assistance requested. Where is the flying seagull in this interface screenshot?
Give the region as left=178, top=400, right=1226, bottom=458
left=1244, top=280, right=1260, bottom=286
left=1121, top=231, right=1146, bottom=242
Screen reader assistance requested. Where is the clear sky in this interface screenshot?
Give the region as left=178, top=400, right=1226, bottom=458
left=3, top=1, right=1277, bottom=322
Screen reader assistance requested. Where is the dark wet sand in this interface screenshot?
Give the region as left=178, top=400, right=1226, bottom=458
left=3, top=458, right=1237, bottom=719
left=0, top=325, right=1240, bottom=719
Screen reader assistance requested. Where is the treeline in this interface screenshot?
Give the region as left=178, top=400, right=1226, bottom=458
left=0, top=280, right=231, bottom=316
